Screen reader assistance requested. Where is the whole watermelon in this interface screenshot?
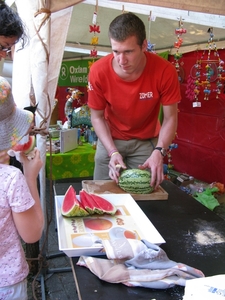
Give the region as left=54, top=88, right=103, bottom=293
left=118, top=169, right=154, bottom=194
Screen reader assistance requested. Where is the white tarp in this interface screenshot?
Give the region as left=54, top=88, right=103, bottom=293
left=10, top=0, right=80, bottom=214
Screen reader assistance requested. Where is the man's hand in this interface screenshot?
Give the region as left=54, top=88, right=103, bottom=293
left=139, top=150, right=164, bottom=189
left=108, top=152, right=126, bottom=183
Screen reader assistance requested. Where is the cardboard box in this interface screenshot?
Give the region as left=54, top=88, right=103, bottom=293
left=60, top=128, right=78, bottom=153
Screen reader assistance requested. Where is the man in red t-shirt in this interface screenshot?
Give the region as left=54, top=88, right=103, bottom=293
left=88, top=12, right=181, bottom=189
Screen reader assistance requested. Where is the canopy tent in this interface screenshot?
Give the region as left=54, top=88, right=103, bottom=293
left=64, top=1, right=225, bottom=60
left=6, top=0, right=225, bottom=224
left=6, top=0, right=224, bottom=246
left=3, top=0, right=223, bottom=296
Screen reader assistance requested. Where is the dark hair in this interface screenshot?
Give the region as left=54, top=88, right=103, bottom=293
left=0, top=1, right=27, bottom=48
left=108, top=12, right=146, bottom=47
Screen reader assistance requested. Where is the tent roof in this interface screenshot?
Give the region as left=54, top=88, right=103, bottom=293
left=63, top=0, right=225, bottom=60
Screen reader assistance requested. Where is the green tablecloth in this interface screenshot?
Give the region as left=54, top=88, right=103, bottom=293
left=46, top=143, right=95, bottom=180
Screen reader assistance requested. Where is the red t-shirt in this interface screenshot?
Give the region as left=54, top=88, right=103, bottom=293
left=88, top=52, right=181, bottom=140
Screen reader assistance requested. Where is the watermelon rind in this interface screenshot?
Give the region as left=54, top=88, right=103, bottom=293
left=118, top=169, right=154, bottom=194
left=79, top=190, right=95, bottom=215
left=12, top=135, right=36, bottom=154
left=83, top=190, right=117, bottom=215
left=73, top=206, right=89, bottom=217
left=62, top=187, right=117, bottom=217
left=62, top=203, right=80, bottom=217
left=80, top=190, right=104, bottom=214
left=61, top=185, right=88, bottom=217
left=24, top=135, right=36, bottom=154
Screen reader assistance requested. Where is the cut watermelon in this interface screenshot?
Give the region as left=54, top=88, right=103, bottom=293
left=79, top=190, right=96, bottom=215
left=81, top=190, right=117, bottom=215
left=61, top=185, right=88, bottom=217
left=12, top=135, right=36, bottom=154
left=74, top=201, right=89, bottom=217
left=81, top=190, right=104, bottom=215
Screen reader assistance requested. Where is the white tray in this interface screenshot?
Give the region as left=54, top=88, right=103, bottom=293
left=55, top=193, right=165, bottom=257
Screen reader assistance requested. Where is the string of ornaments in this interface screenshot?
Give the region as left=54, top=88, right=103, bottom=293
left=186, top=27, right=225, bottom=107
left=88, top=4, right=100, bottom=71
left=89, top=11, right=100, bottom=58
left=87, top=3, right=100, bottom=93
left=172, top=17, right=186, bottom=83
left=146, top=11, right=156, bottom=53
left=167, top=19, right=182, bottom=168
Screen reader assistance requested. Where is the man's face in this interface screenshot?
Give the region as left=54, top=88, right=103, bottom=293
left=0, top=36, right=18, bottom=60
left=110, top=35, right=147, bottom=75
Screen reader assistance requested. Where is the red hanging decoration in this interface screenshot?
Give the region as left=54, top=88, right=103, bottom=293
left=89, top=24, right=100, bottom=33
left=88, top=8, right=100, bottom=64
left=171, top=17, right=186, bottom=83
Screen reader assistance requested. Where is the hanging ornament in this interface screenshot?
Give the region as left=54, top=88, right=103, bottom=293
left=167, top=143, right=178, bottom=170
left=89, top=24, right=100, bottom=34
left=146, top=11, right=156, bottom=53
left=147, top=41, right=156, bottom=53
left=172, top=17, right=186, bottom=83
left=88, top=61, right=95, bottom=69
left=189, top=27, right=225, bottom=106
left=90, top=36, right=99, bottom=45
left=88, top=1, right=100, bottom=63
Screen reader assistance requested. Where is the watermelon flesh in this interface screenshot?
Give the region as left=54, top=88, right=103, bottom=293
left=62, top=185, right=83, bottom=217
left=61, top=186, right=117, bottom=217
left=82, top=190, right=117, bottom=215
left=81, top=190, right=104, bottom=215
left=12, top=135, right=36, bottom=154
left=79, top=190, right=96, bottom=215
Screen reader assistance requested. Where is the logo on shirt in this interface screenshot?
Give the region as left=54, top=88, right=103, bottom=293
left=139, top=92, right=153, bottom=100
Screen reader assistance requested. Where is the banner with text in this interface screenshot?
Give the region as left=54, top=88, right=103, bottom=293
left=58, top=59, right=96, bottom=87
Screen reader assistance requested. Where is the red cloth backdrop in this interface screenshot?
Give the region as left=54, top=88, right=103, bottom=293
left=169, top=50, right=225, bottom=184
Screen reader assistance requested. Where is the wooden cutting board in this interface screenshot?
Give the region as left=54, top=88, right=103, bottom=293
left=82, top=180, right=168, bottom=200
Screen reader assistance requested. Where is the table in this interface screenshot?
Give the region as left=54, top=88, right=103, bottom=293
left=46, top=143, right=95, bottom=180
left=70, top=180, right=225, bottom=300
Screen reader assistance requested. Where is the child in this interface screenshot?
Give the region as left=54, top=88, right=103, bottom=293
left=0, top=76, right=44, bottom=299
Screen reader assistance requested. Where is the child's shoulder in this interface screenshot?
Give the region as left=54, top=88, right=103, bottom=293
left=0, top=163, right=22, bottom=175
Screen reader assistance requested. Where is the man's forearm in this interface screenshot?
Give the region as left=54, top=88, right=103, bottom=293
left=92, top=117, right=117, bottom=155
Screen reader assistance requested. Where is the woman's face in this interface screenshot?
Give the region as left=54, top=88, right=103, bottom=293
left=0, top=36, right=18, bottom=60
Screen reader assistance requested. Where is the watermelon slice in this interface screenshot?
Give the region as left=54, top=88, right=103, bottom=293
left=81, top=190, right=117, bottom=215
left=79, top=190, right=97, bottom=215
left=61, top=185, right=88, bottom=217
left=74, top=201, right=89, bottom=217
left=12, top=135, right=36, bottom=154
left=81, top=190, right=104, bottom=215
